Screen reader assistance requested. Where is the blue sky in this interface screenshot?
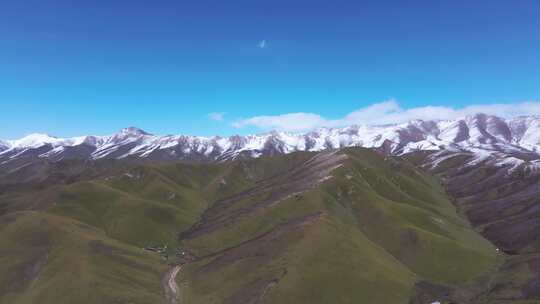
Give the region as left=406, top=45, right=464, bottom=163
left=1, top=0, right=539, bottom=138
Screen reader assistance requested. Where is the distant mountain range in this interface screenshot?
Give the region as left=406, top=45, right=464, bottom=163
left=3, top=114, right=540, bottom=167
left=3, top=113, right=540, bottom=304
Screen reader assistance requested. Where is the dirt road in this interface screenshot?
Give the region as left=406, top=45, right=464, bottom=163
left=163, top=265, right=182, bottom=304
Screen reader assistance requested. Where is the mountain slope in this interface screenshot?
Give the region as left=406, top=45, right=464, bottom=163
left=406, top=149, right=540, bottom=303
left=176, top=149, right=498, bottom=304
left=0, top=211, right=167, bottom=304
left=0, top=148, right=500, bottom=304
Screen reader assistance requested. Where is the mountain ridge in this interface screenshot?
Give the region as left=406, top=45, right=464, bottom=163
left=3, top=114, right=540, bottom=165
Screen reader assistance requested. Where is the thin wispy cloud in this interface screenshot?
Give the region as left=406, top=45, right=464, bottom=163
left=257, top=39, right=267, bottom=49
left=208, top=112, right=226, bottom=121
left=232, top=100, right=540, bottom=132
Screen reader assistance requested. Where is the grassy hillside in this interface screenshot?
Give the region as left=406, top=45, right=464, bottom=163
left=0, top=148, right=501, bottom=304
left=405, top=150, right=540, bottom=303
left=178, top=149, right=498, bottom=304
left=0, top=211, right=166, bottom=304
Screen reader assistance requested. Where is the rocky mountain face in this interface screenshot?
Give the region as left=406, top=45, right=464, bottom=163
left=2, top=114, right=540, bottom=166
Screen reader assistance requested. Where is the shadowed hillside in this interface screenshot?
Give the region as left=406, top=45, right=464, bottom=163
left=406, top=150, right=540, bottom=303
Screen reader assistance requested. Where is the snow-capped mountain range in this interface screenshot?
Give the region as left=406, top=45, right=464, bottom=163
left=2, top=114, right=540, bottom=167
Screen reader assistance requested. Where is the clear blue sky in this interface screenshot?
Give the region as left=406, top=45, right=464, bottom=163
left=1, top=0, right=539, bottom=138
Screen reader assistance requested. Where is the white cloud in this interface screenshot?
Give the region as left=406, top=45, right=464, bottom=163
left=232, top=100, right=540, bottom=132
left=208, top=112, right=225, bottom=121
left=232, top=113, right=325, bottom=132
left=258, top=39, right=267, bottom=49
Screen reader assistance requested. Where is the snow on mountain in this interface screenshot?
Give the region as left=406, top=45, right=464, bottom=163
left=0, top=140, right=9, bottom=152
left=4, top=133, right=95, bottom=150
left=3, top=114, right=540, bottom=165
left=509, top=116, right=540, bottom=152
left=7, top=133, right=63, bottom=149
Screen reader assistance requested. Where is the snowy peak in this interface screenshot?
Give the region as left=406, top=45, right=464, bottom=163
left=105, top=127, right=151, bottom=145
left=0, top=140, right=9, bottom=151
left=118, top=127, right=152, bottom=136
left=438, top=119, right=469, bottom=143
left=8, top=133, right=61, bottom=149
left=462, top=114, right=512, bottom=144
left=508, top=116, right=540, bottom=151
left=434, top=114, right=531, bottom=147
left=3, top=114, right=540, bottom=163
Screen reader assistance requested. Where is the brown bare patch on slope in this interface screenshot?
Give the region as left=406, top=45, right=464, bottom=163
left=180, top=151, right=345, bottom=240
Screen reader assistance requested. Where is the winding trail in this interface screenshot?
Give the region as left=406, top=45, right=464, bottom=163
left=163, top=265, right=182, bottom=304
